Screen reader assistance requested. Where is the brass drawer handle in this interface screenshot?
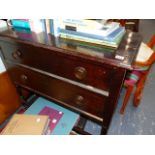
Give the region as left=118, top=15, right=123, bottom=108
left=75, top=95, right=85, bottom=107
left=12, top=49, right=22, bottom=59
left=74, top=66, right=87, bottom=80
left=20, top=74, right=28, bottom=82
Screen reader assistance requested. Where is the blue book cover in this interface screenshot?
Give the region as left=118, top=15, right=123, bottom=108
left=24, top=97, right=79, bottom=135
left=50, top=19, right=54, bottom=35
left=11, top=19, right=30, bottom=29
left=60, top=27, right=125, bottom=42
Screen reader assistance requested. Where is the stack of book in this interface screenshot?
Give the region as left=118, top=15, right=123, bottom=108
left=9, top=19, right=126, bottom=48
left=1, top=97, right=79, bottom=135
left=24, top=97, right=80, bottom=135
left=57, top=19, right=125, bottom=48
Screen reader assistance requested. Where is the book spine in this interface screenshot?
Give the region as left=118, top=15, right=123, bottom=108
left=11, top=19, right=30, bottom=29
left=45, top=19, right=51, bottom=34
left=49, top=19, right=54, bottom=35
left=41, top=19, right=47, bottom=32
left=60, top=33, right=117, bottom=48
left=53, top=19, right=60, bottom=37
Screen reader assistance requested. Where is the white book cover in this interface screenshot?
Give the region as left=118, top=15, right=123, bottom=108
left=59, top=20, right=120, bottom=37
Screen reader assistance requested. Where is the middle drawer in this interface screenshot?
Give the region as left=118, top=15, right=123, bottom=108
left=1, top=40, right=112, bottom=91
left=7, top=63, right=107, bottom=119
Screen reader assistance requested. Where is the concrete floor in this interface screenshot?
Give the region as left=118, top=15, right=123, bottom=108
left=108, top=19, right=155, bottom=134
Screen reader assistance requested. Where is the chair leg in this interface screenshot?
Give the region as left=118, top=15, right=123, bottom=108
left=133, top=87, right=143, bottom=107
left=120, top=85, right=133, bottom=114
left=133, top=74, right=147, bottom=107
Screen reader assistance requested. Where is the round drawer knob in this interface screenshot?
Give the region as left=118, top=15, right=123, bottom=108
left=12, top=49, right=22, bottom=59
left=20, top=74, right=28, bottom=82
left=75, top=95, right=84, bottom=106
left=74, top=66, right=87, bottom=80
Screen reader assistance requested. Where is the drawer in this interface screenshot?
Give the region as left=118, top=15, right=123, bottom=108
left=0, top=40, right=112, bottom=91
left=7, top=64, right=106, bottom=119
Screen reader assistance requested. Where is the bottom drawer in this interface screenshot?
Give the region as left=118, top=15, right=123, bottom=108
left=7, top=64, right=106, bottom=119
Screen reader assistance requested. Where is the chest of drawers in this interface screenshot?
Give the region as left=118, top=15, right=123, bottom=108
left=0, top=28, right=142, bottom=134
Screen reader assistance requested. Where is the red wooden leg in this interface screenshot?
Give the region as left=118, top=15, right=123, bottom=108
left=120, top=85, right=133, bottom=114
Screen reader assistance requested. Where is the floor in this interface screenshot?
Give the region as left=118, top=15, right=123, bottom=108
left=108, top=19, right=155, bottom=134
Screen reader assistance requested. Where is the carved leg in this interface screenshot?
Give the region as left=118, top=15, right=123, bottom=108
left=120, top=85, right=134, bottom=114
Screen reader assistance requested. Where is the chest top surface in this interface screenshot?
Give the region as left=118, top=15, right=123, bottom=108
left=0, top=27, right=142, bottom=70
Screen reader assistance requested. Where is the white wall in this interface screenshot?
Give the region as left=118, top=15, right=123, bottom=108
left=0, top=57, right=6, bottom=73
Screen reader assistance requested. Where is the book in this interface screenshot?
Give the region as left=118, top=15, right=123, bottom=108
left=24, top=97, right=79, bottom=135
left=49, top=19, right=54, bottom=35
left=13, top=27, right=33, bottom=41
left=39, top=106, right=64, bottom=134
left=59, top=19, right=120, bottom=37
left=53, top=19, right=60, bottom=37
left=60, top=32, right=123, bottom=48
left=11, top=19, right=30, bottom=29
left=59, top=19, right=106, bottom=30
left=45, top=19, right=50, bottom=34
left=59, top=27, right=125, bottom=42
left=29, top=19, right=46, bottom=33
left=1, top=114, right=50, bottom=135
left=29, top=19, right=47, bottom=43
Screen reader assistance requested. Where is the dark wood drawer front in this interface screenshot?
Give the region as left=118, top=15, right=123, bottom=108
left=7, top=64, right=106, bottom=118
left=0, top=40, right=112, bottom=91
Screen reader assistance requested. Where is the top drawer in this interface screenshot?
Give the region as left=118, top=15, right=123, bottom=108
left=0, top=40, right=114, bottom=91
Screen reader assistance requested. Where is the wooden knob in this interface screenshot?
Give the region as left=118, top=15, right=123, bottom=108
left=75, top=95, right=84, bottom=107
left=74, top=66, right=87, bottom=80
left=12, top=49, right=22, bottom=59
left=20, top=74, right=28, bottom=82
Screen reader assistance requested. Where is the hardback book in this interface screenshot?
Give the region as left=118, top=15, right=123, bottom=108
left=59, top=32, right=123, bottom=48
left=29, top=19, right=47, bottom=43
left=11, top=19, right=30, bottom=29
left=59, top=27, right=125, bottom=42
left=39, top=106, right=64, bottom=134
left=29, top=19, right=46, bottom=33
left=59, top=19, right=120, bottom=37
left=49, top=19, right=54, bottom=35
left=45, top=19, right=50, bottom=34
left=1, top=114, right=50, bottom=135
left=13, top=27, right=33, bottom=41
left=59, top=19, right=104, bottom=30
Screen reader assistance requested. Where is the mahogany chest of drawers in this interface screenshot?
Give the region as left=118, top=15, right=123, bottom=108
left=0, top=28, right=142, bottom=134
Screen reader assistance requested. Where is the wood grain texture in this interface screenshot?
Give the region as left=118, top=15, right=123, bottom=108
left=7, top=63, right=106, bottom=119
left=0, top=28, right=142, bottom=134
left=0, top=72, right=21, bottom=124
